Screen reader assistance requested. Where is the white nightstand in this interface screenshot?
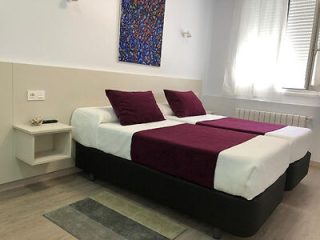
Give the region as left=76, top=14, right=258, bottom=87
left=13, top=123, right=72, bottom=166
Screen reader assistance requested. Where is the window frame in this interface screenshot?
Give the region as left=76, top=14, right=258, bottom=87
left=284, top=0, right=320, bottom=91
left=305, top=0, right=320, bottom=90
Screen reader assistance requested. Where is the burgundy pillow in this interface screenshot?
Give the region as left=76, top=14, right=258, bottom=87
left=164, top=90, right=206, bottom=117
left=105, top=90, right=165, bottom=125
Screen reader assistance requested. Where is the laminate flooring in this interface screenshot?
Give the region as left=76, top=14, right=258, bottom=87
left=0, top=167, right=319, bottom=240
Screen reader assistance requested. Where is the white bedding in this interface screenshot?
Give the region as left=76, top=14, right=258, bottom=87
left=97, top=120, right=182, bottom=160
left=98, top=122, right=289, bottom=200
left=72, top=114, right=290, bottom=200
left=167, top=114, right=311, bottom=163
left=71, top=106, right=118, bottom=148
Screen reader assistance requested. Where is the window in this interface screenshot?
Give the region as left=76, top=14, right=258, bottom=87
left=310, top=4, right=320, bottom=90
left=284, top=0, right=320, bottom=90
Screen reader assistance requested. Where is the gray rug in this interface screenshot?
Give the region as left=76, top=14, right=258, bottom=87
left=44, top=190, right=187, bottom=240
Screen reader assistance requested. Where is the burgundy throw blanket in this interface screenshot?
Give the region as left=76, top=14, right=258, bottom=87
left=131, top=124, right=256, bottom=188
left=197, top=118, right=285, bottom=135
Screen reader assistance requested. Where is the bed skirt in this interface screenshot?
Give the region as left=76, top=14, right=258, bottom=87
left=75, top=142, right=286, bottom=237
left=285, top=152, right=311, bottom=190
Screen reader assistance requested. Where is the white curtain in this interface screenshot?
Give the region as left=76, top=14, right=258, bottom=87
left=223, top=0, right=288, bottom=99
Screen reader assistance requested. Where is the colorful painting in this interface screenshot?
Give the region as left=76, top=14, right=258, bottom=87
left=119, top=0, right=166, bottom=67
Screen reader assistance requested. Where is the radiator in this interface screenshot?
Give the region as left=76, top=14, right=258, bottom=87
left=236, top=108, right=311, bottom=127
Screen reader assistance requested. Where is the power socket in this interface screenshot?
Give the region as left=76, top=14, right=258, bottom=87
left=27, top=90, right=46, bottom=101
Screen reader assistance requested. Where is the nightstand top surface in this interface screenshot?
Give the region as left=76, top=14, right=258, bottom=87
left=13, top=123, right=72, bottom=135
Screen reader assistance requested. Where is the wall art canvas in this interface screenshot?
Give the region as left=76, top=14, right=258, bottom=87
left=119, top=0, right=166, bottom=67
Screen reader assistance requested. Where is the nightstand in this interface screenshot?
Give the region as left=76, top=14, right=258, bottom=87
left=13, top=123, right=72, bottom=165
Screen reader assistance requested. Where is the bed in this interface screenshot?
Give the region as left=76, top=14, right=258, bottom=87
left=71, top=106, right=290, bottom=237
left=165, top=111, right=311, bottom=191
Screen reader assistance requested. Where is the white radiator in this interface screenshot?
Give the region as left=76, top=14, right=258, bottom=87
left=236, top=108, right=311, bottom=127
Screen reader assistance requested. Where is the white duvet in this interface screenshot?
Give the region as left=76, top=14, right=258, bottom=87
left=72, top=107, right=290, bottom=200
left=167, top=114, right=311, bottom=163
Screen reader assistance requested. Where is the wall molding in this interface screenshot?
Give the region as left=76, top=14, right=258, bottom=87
left=0, top=167, right=80, bottom=193
left=311, top=160, right=320, bottom=168
left=0, top=61, right=200, bottom=82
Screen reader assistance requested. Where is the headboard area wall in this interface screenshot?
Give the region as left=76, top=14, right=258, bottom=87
left=0, top=62, right=201, bottom=185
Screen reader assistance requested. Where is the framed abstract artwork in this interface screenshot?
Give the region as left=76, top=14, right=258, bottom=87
left=119, top=0, right=166, bottom=67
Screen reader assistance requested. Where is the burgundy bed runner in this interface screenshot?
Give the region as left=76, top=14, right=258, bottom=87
left=197, top=118, right=285, bottom=135
left=131, top=124, right=256, bottom=188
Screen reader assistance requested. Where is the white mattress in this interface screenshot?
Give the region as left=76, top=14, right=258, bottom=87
left=80, top=120, right=289, bottom=200
left=167, top=114, right=311, bottom=163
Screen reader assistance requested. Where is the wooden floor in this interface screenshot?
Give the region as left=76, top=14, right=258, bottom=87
left=1, top=167, right=320, bottom=240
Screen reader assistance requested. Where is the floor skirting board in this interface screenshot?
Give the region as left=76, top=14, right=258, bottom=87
left=310, top=161, right=320, bottom=168
left=0, top=167, right=80, bottom=193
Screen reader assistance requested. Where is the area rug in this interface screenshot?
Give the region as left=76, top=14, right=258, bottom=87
left=44, top=190, right=187, bottom=240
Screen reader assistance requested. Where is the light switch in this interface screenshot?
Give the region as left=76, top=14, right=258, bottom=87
left=27, top=90, right=46, bottom=101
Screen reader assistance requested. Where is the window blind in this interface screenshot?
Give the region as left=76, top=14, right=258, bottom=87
left=284, top=0, right=317, bottom=88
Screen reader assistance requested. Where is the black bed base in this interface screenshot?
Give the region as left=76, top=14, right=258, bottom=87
left=285, top=151, right=311, bottom=191
left=75, top=142, right=286, bottom=237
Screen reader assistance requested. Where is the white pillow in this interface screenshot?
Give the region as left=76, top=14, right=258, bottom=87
left=71, top=106, right=118, bottom=148
left=92, top=106, right=118, bottom=123
left=158, top=103, right=174, bottom=116
left=75, top=106, right=118, bottom=124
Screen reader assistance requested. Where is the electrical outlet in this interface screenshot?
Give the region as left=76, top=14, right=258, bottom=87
left=27, top=90, right=46, bottom=101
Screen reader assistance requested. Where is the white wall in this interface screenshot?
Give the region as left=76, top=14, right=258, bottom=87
left=203, top=0, right=235, bottom=96
left=0, top=0, right=213, bottom=80
left=0, top=63, right=14, bottom=185
left=202, top=0, right=320, bottom=162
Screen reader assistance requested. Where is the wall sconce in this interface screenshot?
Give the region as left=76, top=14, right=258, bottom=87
left=182, top=31, right=192, bottom=38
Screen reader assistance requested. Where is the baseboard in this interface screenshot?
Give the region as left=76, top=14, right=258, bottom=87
left=310, top=161, right=320, bottom=168
left=0, top=167, right=81, bottom=193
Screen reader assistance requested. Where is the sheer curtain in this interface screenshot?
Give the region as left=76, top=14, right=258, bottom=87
left=223, top=0, right=288, bottom=99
